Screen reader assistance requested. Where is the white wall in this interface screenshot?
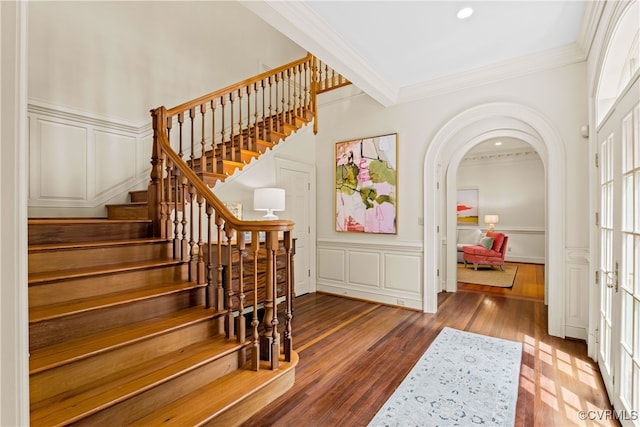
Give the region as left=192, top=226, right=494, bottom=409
left=457, top=153, right=546, bottom=263
left=28, top=1, right=305, bottom=123
left=315, top=61, right=590, bottom=337
left=213, top=124, right=316, bottom=219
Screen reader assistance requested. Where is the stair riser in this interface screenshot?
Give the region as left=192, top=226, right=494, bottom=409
left=202, top=367, right=296, bottom=427
left=73, top=350, right=241, bottom=426
left=129, top=190, right=148, bottom=203
left=29, top=241, right=172, bottom=275
left=30, top=317, right=222, bottom=403
left=29, top=287, right=205, bottom=351
left=29, top=264, right=188, bottom=307
left=107, top=205, right=149, bottom=220
left=28, top=221, right=152, bottom=245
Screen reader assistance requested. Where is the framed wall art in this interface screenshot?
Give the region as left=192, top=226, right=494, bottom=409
left=335, top=133, right=397, bottom=234
left=456, top=188, right=479, bottom=225
left=223, top=201, right=243, bottom=220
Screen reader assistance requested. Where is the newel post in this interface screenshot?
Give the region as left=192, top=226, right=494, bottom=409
left=149, top=107, right=167, bottom=238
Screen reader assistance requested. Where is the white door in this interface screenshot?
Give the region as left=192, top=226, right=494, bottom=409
left=278, top=161, right=313, bottom=296
left=597, top=78, right=639, bottom=422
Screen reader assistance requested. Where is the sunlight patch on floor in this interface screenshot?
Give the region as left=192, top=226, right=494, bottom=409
left=520, top=334, right=617, bottom=426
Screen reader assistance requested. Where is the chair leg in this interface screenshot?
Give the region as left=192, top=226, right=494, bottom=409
left=500, top=264, right=505, bottom=271
left=473, top=263, right=478, bottom=271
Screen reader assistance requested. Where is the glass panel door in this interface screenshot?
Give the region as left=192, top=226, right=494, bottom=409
left=619, top=104, right=640, bottom=421
left=598, top=131, right=618, bottom=399
left=597, top=92, right=639, bottom=424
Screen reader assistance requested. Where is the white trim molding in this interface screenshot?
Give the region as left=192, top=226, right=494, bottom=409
left=1, top=1, right=30, bottom=423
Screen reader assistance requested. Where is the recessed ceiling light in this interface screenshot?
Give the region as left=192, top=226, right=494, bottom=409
left=457, top=7, right=473, bottom=20
left=495, top=141, right=503, bottom=146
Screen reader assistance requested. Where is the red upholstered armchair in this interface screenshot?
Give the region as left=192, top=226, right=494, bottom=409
left=463, top=231, right=509, bottom=271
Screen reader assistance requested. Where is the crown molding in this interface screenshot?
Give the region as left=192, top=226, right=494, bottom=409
left=460, top=148, right=541, bottom=165
left=240, top=0, right=397, bottom=106
left=576, top=0, right=606, bottom=58
left=398, top=43, right=587, bottom=103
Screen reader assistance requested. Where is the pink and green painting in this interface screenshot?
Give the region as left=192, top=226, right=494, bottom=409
left=457, top=188, right=479, bottom=224
left=335, top=134, right=397, bottom=234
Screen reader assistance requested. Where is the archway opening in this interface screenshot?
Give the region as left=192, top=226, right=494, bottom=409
left=423, top=102, right=565, bottom=338
left=448, top=137, right=546, bottom=299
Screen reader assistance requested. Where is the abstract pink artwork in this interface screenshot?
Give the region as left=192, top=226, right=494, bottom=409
left=335, top=134, right=397, bottom=234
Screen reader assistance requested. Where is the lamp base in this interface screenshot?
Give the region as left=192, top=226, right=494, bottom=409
left=262, top=210, right=278, bottom=220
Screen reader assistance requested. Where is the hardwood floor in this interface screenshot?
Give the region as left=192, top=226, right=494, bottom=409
left=242, top=262, right=616, bottom=427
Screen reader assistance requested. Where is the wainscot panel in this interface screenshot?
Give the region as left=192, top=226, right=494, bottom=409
left=348, top=251, right=380, bottom=288
left=565, top=247, right=589, bottom=340
left=384, top=253, right=422, bottom=293
left=317, top=248, right=346, bottom=283
left=33, top=119, right=88, bottom=200
left=94, top=130, right=137, bottom=197
left=317, top=239, right=423, bottom=310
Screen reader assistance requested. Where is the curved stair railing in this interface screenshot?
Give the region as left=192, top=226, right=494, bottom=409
left=148, top=53, right=349, bottom=370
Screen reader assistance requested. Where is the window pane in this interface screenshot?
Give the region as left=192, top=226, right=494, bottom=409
left=623, top=174, right=634, bottom=231
left=636, top=235, right=640, bottom=297
left=623, top=234, right=634, bottom=292
left=634, top=105, right=640, bottom=169
left=621, top=350, right=633, bottom=407
left=636, top=172, right=640, bottom=233
left=634, top=362, right=640, bottom=422
left=622, top=291, right=633, bottom=348
left=623, top=112, right=633, bottom=173
left=635, top=298, right=640, bottom=359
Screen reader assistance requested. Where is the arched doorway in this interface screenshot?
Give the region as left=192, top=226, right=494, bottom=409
left=423, top=102, right=566, bottom=338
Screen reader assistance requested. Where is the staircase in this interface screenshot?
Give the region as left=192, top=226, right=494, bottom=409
left=28, top=215, right=297, bottom=426
left=28, top=52, right=348, bottom=425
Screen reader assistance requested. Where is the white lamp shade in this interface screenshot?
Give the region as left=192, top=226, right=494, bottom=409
left=253, top=188, right=285, bottom=219
left=484, top=214, right=499, bottom=225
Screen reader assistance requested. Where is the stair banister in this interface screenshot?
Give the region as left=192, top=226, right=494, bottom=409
left=148, top=52, right=349, bottom=370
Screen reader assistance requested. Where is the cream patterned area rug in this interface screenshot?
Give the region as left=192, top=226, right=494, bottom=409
left=457, top=264, right=518, bottom=288
left=368, top=327, right=522, bottom=427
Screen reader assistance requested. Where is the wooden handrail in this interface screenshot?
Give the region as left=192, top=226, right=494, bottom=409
left=166, top=53, right=314, bottom=117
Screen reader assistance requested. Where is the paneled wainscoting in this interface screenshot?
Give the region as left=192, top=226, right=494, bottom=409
left=28, top=102, right=152, bottom=216
left=317, top=239, right=423, bottom=310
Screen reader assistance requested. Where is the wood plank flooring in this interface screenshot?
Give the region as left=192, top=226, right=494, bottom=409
left=242, top=262, right=616, bottom=427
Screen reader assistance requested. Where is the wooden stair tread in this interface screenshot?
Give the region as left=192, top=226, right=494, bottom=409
left=29, top=281, right=204, bottom=323
left=130, top=351, right=299, bottom=426
left=30, top=337, right=241, bottom=426
left=28, top=258, right=184, bottom=285
left=28, top=218, right=150, bottom=224
left=29, top=306, right=220, bottom=374
left=106, top=201, right=147, bottom=208
left=220, top=159, right=244, bottom=167
left=29, top=237, right=169, bottom=253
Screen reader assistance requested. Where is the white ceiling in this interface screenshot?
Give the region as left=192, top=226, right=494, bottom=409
left=242, top=0, right=589, bottom=105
